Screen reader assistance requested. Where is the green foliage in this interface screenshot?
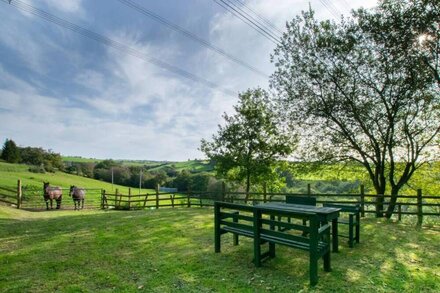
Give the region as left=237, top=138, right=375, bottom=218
left=271, top=1, right=440, bottom=216
left=28, top=165, right=46, bottom=174
left=201, top=88, right=296, bottom=193
left=1, top=139, right=20, bottom=163
left=18, top=146, right=64, bottom=172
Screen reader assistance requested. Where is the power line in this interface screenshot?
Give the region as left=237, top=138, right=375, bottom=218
left=213, top=0, right=280, bottom=45
left=215, top=0, right=280, bottom=44
left=338, top=0, right=353, bottom=11
left=117, top=0, right=268, bottom=78
left=221, top=0, right=282, bottom=39
left=318, top=0, right=340, bottom=18
left=229, top=0, right=284, bottom=36
left=325, top=0, right=343, bottom=16
left=1, top=0, right=237, bottom=97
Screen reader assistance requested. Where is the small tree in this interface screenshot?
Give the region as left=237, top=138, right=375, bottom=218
left=1, top=139, right=20, bottom=163
left=200, top=88, right=296, bottom=199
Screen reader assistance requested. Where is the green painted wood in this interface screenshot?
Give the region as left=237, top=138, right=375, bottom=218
left=214, top=201, right=333, bottom=286
left=286, top=195, right=316, bottom=206
left=323, top=203, right=360, bottom=248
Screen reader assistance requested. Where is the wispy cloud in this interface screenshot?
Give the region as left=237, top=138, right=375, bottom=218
left=0, top=0, right=379, bottom=160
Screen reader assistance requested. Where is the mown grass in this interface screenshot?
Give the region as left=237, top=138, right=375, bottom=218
left=0, top=205, right=439, bottom=292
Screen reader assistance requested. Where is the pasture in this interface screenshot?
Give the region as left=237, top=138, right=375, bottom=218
left=0, top=205, right=439, bottom=292
left=0, top=162, right=156, bottom=208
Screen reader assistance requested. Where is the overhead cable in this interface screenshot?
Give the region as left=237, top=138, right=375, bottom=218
left=117, top=0, right=268, bottom=78
left=318, top=0, right=341, bottom=18
left=213, top=0, right=280, bottom=45
left=229, top=0, right=284, bottom=36
left=1, top=0, right=237, bottom=97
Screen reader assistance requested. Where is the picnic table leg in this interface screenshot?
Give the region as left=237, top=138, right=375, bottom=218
left=348, top=214, right=354, bottom=248
left=355, top=213, right=360, bottom=244
left=253, top=209, right=262, bottom=267
left=323, top=251, right=331, bottom=272
left=233, top=211, right=239, bottom=246
left=269, top=215, right=276, bottom=258
left=332, top=219, right=339, bottom=253
left=309, top=218, right=319, bottom=286
left=214, top=203, right=221, bottom=253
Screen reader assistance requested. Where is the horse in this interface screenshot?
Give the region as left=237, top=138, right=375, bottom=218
left=43, top=182, right=62, bottom=210
left=69, top=185, right=85, bottom=210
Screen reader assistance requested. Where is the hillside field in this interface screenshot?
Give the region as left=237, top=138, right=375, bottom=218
left=0, top=162, right=156, bottom=209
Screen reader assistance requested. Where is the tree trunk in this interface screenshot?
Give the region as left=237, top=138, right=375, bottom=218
left=385, top=187, right=399, bottom=219
left=244, top=172, right=251, bottom=203
left=373, top=183, right=386, bottom=218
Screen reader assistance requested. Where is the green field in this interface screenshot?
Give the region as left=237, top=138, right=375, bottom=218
left=0, top=162, right=156, bottom=209
left=0, top=205, right=439, bottom=292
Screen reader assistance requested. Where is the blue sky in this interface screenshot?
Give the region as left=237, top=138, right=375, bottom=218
left=0, top=0, right=376, bottom=161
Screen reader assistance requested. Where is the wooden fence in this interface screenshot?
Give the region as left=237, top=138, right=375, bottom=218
left=101, top=187, right=215, bottom=210
left=1, top=180, right=439, bottom=225
left=0, top=180, right=21, bottom=208
left=100, top=184, right=440, bottom=225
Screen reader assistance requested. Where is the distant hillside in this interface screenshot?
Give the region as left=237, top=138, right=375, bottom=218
left=60, top=157, right=439, bottom=195
left=62, top=156, right=214, bottom=173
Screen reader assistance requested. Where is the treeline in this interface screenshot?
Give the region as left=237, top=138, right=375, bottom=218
left=66, top=159, right=224, bottom=192
left=66, top=159, right=362, bottom=194
left=1, top=139, right=64, bottom=172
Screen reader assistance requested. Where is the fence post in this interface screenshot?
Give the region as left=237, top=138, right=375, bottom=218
left=115, top=188, right=119, bottom=209
left=417, top=189, right=423, bottom=227
left=101, top=189, right=105, bottom=209
left=155, top=185, right=159, bottom=209
left=397, top=203, right=402, bottom=221
left=222, top=181, right=226, bottom=202
left=307, top=183, right=311, bottom=196
left=128, top=188, right=131, bottom=210
left=16, top=179, right=22, bottom=209
left=187, top=187, right=191, bottom=208
left=263, top=182, right=267, bottom=203
left=360, top=185, right=365, bottom=217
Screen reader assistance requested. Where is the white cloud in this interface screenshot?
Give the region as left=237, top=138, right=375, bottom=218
left=0, top=0, right=380, bottom=161
left=37, top=0, right=83, bottom=14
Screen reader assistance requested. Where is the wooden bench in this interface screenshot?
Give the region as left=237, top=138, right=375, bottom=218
left=323, top=203, right=360, bottom=248
left=214, top=201, right=331, bottom=286
left=286, top=195, right=316, bottom=205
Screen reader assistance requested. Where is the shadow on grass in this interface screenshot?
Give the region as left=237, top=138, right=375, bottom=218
left=0, top=208, right=439, bottom=292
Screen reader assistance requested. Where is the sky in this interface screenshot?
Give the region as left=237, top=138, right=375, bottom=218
left=0, top=0, right=377, bottom=161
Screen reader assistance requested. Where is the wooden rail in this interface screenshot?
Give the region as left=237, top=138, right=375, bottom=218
left=1, top=180, right=438, bottom=225
left=100, top=185, right=440, bottom=225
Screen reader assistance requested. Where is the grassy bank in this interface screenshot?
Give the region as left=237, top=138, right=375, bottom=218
left=0, top=206, right=439, bottom=292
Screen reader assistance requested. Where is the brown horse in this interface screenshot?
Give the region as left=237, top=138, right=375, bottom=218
left=69, top=185, right=85, bottom=210
left=43, top=182, right=62, bottom=210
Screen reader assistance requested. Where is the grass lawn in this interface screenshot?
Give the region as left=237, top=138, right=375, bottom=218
left=0, top=205, right=439, bottom=292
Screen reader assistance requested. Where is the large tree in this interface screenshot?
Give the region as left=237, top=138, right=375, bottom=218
left=271, top=0, right=439, bottom=217
left=200, top=88, right=295, bottom=198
